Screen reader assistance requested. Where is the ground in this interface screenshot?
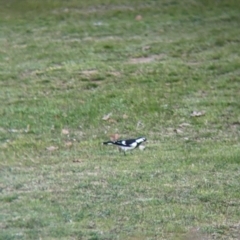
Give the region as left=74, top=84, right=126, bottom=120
left=0, top=0, right=240, bottom=239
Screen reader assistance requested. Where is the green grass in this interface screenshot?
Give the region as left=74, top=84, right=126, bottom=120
left=0, top=0, right=240, bottom=239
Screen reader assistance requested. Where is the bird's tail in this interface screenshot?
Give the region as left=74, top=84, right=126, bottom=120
left=103, top=141, right=114, bottom=145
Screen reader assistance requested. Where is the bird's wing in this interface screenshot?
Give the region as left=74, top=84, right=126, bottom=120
left=114, top=139, right=138, bottom=148
left=114, top=140, right=126, bottom=146
left=113, top=139, right=134, bottom=146
left=125, top=139, right=137, bottom=146
left=104, top=138, right=143, bottom=148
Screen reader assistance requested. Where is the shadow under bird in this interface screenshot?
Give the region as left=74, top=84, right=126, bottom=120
left=103, top=137, right=147, bottom=155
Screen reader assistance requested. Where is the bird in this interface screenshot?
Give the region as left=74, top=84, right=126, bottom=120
left=103, top=137, right=147, bottom=155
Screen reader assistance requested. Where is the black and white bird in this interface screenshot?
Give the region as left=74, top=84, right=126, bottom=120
left=103, top=137, right=147, bottom=154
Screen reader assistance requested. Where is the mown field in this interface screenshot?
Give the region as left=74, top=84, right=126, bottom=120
left=0, top=0, right=240, bottom=239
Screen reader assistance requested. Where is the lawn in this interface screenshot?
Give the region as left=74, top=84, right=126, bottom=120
left=0, top=0, right=240, bottom=239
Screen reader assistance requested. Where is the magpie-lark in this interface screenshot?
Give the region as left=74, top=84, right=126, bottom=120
left=103, top=137, right=146, bottom=154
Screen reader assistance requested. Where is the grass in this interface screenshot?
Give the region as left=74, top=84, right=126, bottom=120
left=0, top=0, right=240, bottom=239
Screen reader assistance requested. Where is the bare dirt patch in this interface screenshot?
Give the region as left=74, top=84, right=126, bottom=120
left=81, top=69, right=98, bottom=76
left=128, top=54, right=166, bottom=64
